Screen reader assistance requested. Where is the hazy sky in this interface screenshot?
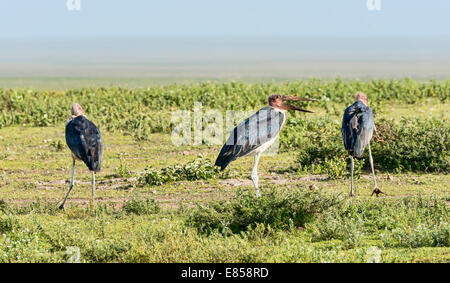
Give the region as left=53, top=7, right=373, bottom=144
left=1, top=0, right=449, bottom=80
left=1, top=0, right=449, bottom=38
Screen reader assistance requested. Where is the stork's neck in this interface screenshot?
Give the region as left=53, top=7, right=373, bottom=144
left=72, top=113, right=84, bottom=118
left=355, top=99, right=368, bottom=106
left=270, top=106, right=287, bottom=114
left=66, top=114, right=86, bottom=126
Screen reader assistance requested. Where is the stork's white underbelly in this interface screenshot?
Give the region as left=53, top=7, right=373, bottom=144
left=249, top=136, right=278, bottom=155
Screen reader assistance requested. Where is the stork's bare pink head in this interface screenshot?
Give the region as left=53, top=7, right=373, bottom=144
left=355, top=92, right=368, bottom=105
left=71, top=103, right=83, bottom=117
left=268, top=94, right=316, bottom=112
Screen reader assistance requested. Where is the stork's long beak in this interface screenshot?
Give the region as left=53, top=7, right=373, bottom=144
left=282, top=95, right=317, bottom=113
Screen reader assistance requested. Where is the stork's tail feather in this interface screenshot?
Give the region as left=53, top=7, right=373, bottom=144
left=85, top=149, right=102, bottom=172
left=348, top=146, right=365, bottom=158
left=86, top=159, right=101, bottom=172
left=215, top=156, right=232, bottom=171
left=215, top=146, right=235, bottom=171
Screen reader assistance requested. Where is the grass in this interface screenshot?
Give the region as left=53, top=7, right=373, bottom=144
left=0, top=125, right=448, bottom=263
left=0, top=80, right=448, bottom=262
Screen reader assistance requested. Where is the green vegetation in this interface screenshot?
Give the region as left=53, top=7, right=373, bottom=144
left=289, top=117, right=449, bottom=176
left=137, top=155, right=222, bottom=186
left=0, top=191, right=448, bottom=263
left=123, top=198, right=161, bottom=215
left=310, top=196, right=449, bottom=249
left=0, top=79, right=448, bottom=262
left=1, top=79, right=448, bottom=173
left=0, top=79, right=448, bottom=138
left=186, top=188, right=342, bottom=235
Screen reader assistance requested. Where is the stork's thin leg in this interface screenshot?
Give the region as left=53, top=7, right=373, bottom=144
left=59, top=159, right=76, bottom=209
left=251, top=152, right=261, bottom=197
left=368, top=143, right=377, bottom=188
left=91, top=171, right=95, bottom=206
left=368, top=143, right=383, bottom=197
left=350, top=156, right=355, bottom=196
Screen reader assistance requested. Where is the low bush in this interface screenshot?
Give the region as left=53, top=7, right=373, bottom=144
left=309, top=196, right=449, bottom=249
left=5, top=200, right=59, bottom=216
left=122, top=198, right=160, bottom=215
left=0, top=214, right=17, bottom=233
left=372, top=118, right=449, bottom=172
left=186, top=188, right=342, bottom=235
left=137, top=155, right=221, bottom=186
left=286, top=117, right=449, bottom=176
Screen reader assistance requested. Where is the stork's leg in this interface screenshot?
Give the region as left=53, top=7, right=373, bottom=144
left=251, top=152, right=261, bottom=197
left=59, top=159, right=76, bottom=209
left=350, top=156, right=355, bottom=196
left=90, top=171, right=96, bottom=206
left=368, top=143, right=383, bottom=197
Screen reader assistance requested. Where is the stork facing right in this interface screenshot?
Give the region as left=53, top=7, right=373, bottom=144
left=215, top=94, right=316, bottom=196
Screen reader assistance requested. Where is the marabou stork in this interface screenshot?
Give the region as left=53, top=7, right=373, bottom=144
left=59, top=103, right=103, bottom=209
left=215, top=94, right=316, bottom=196
left=342, top=92, right=383, bottom=197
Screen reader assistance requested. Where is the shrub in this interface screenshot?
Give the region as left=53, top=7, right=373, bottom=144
left=0, top=199, right=8, bottom=213
left=123, top=198, right=160, bottom=215
left=186, top=188, right=342, bottom=235
left=115, top=156, right=133, bottom=178
left=137, top=155, right=221, bottom=186
left=49, top=140, right=64, bottom=151
left=288, top=117, right=449, bottom=176
left=381, top=223, right=449, bottom=248
left=372, top=118, right=450, bottom=172
left=0, top=214, right=17, bottom=233
left=309, top=196, right=449, bottom=248
left=7, top=201, right=59, bottom=215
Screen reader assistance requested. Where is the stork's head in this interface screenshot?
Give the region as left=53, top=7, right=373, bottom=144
left=355, top=92, right=368, bottom=106
left=71, top=103, right=83, bottom=117
left=268, top=94, right=316, bottom=113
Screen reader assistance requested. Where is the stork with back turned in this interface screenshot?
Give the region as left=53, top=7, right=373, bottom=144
left=215, top=94, right=316, bottom=196
left=59, top=103, right=103, bottom=209
left=342, top=92, right=383, bottom=197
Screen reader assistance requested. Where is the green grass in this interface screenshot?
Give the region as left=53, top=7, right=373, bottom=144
left=0, top=79, right=448, bottom=262
left=0, top=125, right=448, bottom=263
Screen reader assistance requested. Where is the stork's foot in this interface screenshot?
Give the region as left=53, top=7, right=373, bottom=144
left=371, top=188, right=384, bottom=197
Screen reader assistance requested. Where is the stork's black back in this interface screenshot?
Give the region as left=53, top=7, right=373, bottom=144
left=215, top=106, right=285, bottom=170
left=341, top=101, right=374, bottom=158
left=65, top=116, right=103, bottom=172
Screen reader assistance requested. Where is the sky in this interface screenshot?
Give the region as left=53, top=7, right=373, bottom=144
left=0, top=0, right=449, bottom=38
left=0, top=0, right=449, bottom=80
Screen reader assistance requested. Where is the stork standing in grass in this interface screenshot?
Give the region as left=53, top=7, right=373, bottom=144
left=59, top=103, right=103, bottom=209
left=215, top=94, right=316, bottom=196
left=342, top=92, right=383, bottom=197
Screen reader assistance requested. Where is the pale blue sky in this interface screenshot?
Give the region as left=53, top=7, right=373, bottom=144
left=0, top=0, right=449, bottom=38
left=1, top=0, right=449, bottom=79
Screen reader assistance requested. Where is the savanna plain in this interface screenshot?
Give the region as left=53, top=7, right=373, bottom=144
left=0, top=79, right=448, bottom=263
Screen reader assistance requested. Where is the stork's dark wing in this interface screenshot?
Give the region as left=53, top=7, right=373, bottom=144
left=215, top=106, right=285, bottom=170
left=341, top=101, right=374, bottom=157
left=65, top=116, right=103, bottom=171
